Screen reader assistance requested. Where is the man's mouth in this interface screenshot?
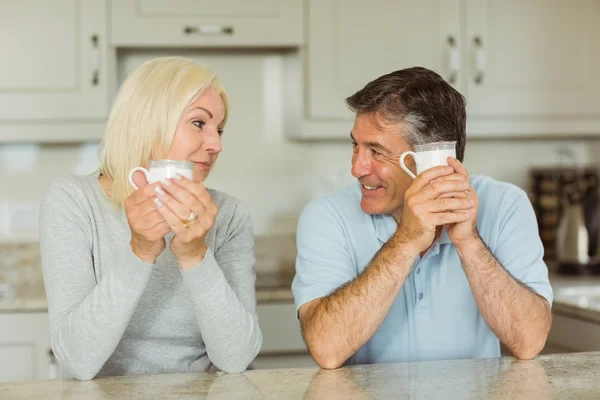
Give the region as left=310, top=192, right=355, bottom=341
left=362, top=185, right=383, bottom=191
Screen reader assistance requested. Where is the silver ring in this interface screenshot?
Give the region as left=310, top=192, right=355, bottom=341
left=187, top=211, right=197, bottom=221
left=463, top=190, right=469, bottom=199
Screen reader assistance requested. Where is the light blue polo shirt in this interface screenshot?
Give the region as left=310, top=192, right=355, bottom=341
left=292, top=176, right=553, bottom=365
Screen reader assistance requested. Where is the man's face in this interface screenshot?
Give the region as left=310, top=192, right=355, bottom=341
left=351, top=113, right=415, bottom=220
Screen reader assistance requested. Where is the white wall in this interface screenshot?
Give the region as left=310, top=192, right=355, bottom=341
left=0, top=50, right=596, bottom=237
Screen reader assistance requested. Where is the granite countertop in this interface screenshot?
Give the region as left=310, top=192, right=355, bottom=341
left=2, top=351, right=600, bottom=399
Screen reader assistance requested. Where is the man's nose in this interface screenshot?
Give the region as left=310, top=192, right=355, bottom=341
left=351, top=151, right=372, bottom=178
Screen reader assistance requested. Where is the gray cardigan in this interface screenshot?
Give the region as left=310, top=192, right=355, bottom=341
left=39, top=174, right=262, bottom=380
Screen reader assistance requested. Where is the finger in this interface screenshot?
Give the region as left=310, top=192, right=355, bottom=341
left=436, top=191, right=469, bottom=199
left=132, top=171, right=149, bottom=190
left=447, top=157, right=470, bottom=177
left=425, top=198, right=475, bottom=213
left=415, top=179, right=471, bottom=201
left=171, top=175, right=209, bottom=202
left=130, top=181, right=164, bottom=205
left=429, top=211, right=472, bottom=226
left=154, top=185, right=197, bottom=221
left=154, top=198, right=188, bottom=235
left=429, top=173, right=468, bottom=184
left=172, top=176, right=217, bottom=216
left=410, top=165, right=455, bottom=192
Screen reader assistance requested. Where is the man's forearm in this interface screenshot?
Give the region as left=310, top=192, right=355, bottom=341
left=301, top=235, right=417, bottom=369
left=456, top=235, right=551, bottom=359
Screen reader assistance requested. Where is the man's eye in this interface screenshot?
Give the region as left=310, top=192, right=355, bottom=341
left=193, top=120, right=205, bottom=129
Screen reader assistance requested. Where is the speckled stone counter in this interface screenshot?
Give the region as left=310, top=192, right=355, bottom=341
left=2, top=351, right=600, bottom=399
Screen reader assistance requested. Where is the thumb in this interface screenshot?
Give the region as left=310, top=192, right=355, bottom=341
left=132, top=170, right=149, bottom=189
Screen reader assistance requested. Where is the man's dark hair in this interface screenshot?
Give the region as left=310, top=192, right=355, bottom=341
left=345, top=67, right=467, bottom=161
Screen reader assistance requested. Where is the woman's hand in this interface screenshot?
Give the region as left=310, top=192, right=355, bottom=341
left=125, top=175, right=171, bottom=264
left=153, top=175, right=218, bottom=269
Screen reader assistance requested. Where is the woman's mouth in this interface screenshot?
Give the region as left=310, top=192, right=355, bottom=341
left=194, top=161, right=211, bottom=171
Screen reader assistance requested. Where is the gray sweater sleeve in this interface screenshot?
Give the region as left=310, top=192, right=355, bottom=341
left=40, top=178, right=154, bottom=380
left=180, top=201, right=263, bottom=373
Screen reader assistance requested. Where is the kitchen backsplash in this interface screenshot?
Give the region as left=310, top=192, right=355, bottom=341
left=0, top=235, right=297, bottom=298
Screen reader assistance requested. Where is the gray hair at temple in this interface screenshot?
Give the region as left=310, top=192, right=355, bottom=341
left=345, top=67, right=467, bottom=162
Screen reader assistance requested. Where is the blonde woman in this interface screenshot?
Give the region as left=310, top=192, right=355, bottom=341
left=40, top=57, right=262, bottom=380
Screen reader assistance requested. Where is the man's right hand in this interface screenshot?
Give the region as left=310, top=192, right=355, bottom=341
left=395, top=165, right=475, bottom=255
left=125, top=172, right=170, bottom=263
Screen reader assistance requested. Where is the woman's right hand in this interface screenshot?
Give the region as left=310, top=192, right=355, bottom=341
left=124, top=174, right=171, bottom=264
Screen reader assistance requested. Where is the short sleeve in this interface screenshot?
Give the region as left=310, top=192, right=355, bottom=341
left=492, top=187, right=553, bottom=306
left=291, top=198, right=358, bottom=312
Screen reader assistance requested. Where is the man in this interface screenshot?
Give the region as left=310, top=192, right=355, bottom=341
left=291, top=67, right=552, bottom=369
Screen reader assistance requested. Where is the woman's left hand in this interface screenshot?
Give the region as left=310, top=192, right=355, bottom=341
left=153, top=175, right=218, bottom=269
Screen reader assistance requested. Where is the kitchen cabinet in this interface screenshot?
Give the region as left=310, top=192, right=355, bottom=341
left=110, top=0, right=304, bottom=47
left=290, top=0, right=600, bottom=140
left=305, top=0, right=461, bottom=122
left=0, top=0, right=110, bottom=142
left=546, top=311, right=600, bottom=353
left=254, top=302, right=315, bottom=369
left=0, top=313, right=54, bottom=383
left=465, top=0, right=600, bottom=135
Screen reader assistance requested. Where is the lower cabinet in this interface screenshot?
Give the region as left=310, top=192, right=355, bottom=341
left=0, top=312, right=54, bottom=383
left=254, top=302, right=315, bottom=370
left=0, top=303, right=314, bottom=383
left=545, top=311, right=600, bottom=353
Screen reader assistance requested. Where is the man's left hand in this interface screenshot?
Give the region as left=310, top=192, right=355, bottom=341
left=430, top=157, right=480, bottom=249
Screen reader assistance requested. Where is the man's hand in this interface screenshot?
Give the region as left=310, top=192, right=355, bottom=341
left=429, top=157, right=480, bottom=249
left=395, top=164, right=476, bottom=256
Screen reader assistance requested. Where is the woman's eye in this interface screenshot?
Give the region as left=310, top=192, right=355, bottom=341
left=193, top=120, right=205, bottom=129
left=217, top=129, right=224, bottom=136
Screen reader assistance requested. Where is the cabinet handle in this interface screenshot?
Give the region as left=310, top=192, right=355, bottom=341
left=90, top=34, right=100, bottom=86
left=183, top=25, right=234, bottom=36
left=446, top=36, right=460, bottom=84
left=473, top=36, right=485, bottom=85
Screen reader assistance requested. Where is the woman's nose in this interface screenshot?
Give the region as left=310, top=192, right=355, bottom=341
left=204, top=129, right=222, bottom=153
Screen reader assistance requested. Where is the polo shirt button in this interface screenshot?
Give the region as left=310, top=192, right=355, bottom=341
left=417, top=268, right=421, bottom=274
left=418, top=292, right=424, bottom=300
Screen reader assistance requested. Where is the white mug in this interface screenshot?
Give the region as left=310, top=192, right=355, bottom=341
left=128, top=160, right=194, bottom=190
left=399, top=141, right=456, bottom=179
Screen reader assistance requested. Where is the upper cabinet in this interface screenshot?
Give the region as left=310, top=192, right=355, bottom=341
left=110, top=0, right=304, bottom=47
left=465, top=0, right=600, bottom=134
left=292, top=0, right=600, bottom=139
left=307, top=0, right=461, bottom=121
left=0, top=0, right=110, bottom=141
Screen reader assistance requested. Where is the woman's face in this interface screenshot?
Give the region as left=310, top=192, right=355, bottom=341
left=164, top=87, right=226, bottom=183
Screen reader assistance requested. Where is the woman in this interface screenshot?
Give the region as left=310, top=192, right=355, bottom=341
left=40, top=57, right=262, bottom=380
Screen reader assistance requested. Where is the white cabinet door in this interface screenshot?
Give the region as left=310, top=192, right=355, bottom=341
left=306, top=0, right=461, bottom=121
left=0, top=0, right=109, bottom=122
left=0, top=313, right=51, bottom=383
left=466, top=0, right=600, bottom=127
left=110, top=0, right=303, bottom=47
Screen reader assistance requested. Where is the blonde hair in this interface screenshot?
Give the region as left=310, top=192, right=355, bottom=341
left=98, top=56, right=229, bottom=207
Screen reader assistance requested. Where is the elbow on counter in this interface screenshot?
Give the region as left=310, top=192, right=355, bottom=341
left=510, top=336, right=548, bottom=361
left=53, top=351, right=102, bottom=381
left=305, top=340, right=346, bottom=370
left=213, top=329, right=264, bottom=374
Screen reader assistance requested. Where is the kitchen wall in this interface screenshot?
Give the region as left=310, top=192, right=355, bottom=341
left=0, top=50, right=596, bottom=238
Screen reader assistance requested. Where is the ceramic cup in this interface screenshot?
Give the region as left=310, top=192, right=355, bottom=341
left=128, top=160, right=194, bottom=189
left=399, top=141, right=457, bottom=179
